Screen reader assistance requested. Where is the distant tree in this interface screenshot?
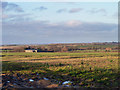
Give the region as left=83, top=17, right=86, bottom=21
left=13, top=47, right=25, bottom=52
left=52, top=46, right=61, bottom=52
left=93, top=47, right=97, bottom=51
left=47, top=46, right=54, bottom=51
left=61, top=46, right=68, bottom=52
left=25, top=46, right=31, bottom=50
left=41, top=46, right=46, bottom=51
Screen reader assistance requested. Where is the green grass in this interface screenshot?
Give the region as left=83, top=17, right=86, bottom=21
left=2, top=51, right=119, bottom=88
left=2, top=52, right=117, bottom=57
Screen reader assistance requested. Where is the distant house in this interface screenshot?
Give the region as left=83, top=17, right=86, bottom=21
left=25, top=49, right=38, bottom=52
left=105, top=48, right=112, bottom=51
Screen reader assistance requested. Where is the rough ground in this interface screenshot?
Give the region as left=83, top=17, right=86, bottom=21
left=2, top=73, right=76, bottom=89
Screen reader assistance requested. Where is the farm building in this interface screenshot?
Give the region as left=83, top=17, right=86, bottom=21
left=105, top=48, right=112, bottom=51
left=25, top=49, right=38, bottom=52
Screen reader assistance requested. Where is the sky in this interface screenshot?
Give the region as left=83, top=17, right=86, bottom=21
left=1, top=2, right=118, bottom=45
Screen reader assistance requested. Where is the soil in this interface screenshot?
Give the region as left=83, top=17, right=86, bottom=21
left=2, top=73, right=74, bottom=89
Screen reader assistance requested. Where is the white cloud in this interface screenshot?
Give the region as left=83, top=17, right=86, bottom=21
left=65, top=20, right=82, bottom=27
left=2, top=20, right=117, bottom=44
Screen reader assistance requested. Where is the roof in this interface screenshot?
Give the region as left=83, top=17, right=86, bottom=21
left=25, top=49, right=38, bottom=50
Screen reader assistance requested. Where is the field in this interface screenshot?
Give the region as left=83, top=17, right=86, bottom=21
left=1, top=50, right=119, bottom=88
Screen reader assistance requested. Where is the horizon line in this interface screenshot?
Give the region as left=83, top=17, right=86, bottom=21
left=1, top=41, right=118, bottom=46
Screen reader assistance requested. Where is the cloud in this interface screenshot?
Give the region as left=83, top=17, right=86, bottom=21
left=2, top=20, right=117, bottom=45
left=2, top=13, right=33, bottom=23
left=69, top=8, right=83, bottom=13
left=88, top=8, right=107, bottom=16
left=56, top=8, right=83, bottom=13
left=2, top=2, right=8, bottom=9
left=65, top=20, right=82, bottom=27
left=2, top=2, right=24, bottom=12
left=57, top=8, right=67, bottom=13
left=57, top=8, right=82, bottom=13
left=35, top=6, right=47, bottom=11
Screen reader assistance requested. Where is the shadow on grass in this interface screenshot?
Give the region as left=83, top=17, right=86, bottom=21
left=2, top=61, right=119, bottom=88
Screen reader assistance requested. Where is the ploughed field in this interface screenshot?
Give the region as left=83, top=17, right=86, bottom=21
left=1, top=51, right=119, bottom=88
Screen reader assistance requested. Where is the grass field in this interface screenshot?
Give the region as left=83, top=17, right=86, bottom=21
left=2, top=51, right=119, bottom=88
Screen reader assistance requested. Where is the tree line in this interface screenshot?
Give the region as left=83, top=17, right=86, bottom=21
left=1, top=44, right=118, bottom=52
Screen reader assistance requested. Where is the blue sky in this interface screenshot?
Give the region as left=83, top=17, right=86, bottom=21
left=2, top=2, right=118, bottom=45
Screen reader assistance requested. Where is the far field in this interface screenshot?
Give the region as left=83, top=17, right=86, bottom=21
left=1, top=50, right=119, bottom=88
